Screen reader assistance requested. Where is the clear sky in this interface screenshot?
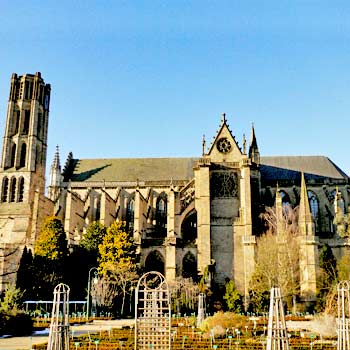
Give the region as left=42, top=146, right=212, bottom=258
left=0, top=1, right=349, bottom=182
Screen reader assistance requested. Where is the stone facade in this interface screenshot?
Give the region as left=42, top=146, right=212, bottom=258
left=0, top=73, right=349, bottom=304
left=0, top=73, right=53, bottom=289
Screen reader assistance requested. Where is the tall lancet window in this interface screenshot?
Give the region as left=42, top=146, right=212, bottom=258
left=18, top=177, right=24, bottom=202
left=156, top=193, right=167, bottom=237
left=126, top=196, right=135, bottom=233
left=9, top=177, right=17, bottom=202
left=1, top=177, right=9, bottom=202
left=10, top=143, right=16, bottom=168
left=308, top=191, right=319, bottom=219
left=19, top=143, right=26, bottom=168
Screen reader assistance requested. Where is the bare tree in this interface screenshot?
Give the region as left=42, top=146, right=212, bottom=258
left=106, top=261, right=138, bottom=315
left=168, top=277, right=199, bottom=314
left=249, top=206, right=300, bottom=312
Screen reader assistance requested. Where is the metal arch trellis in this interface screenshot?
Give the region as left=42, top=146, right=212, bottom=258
left=337, top=280, right=350, bottom=350
left=47, top=283, right=70, bottom=350
left=266, top=287, right=290, bottom=350
left=135, top=271, right=171, bottom=350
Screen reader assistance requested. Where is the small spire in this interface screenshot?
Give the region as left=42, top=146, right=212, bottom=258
left=221, top=112, right=226, bottom=124
left=52, top=145, right=61, bottom=171
left=299, top=172, right=314, bottom=235
left=202, top=134, right=206, bottom=156
left=248, top=122, right=260, bottom=164
left=242, top=134, right=246, bottom=154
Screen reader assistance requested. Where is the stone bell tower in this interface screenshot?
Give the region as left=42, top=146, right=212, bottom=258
left=0, top=72, right=50, bottom=196
left=0, top=72, right=52, bottom=290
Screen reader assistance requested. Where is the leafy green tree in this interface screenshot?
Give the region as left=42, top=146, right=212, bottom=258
left=33, top=216, right=69, bottom=299
left=34, top=216, right=69, bottom=260
left=80, top=221, right=107, bottom=253
left=224, top=279, right=243, bottom=313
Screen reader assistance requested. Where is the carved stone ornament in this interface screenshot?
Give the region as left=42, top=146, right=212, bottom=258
left=216, top=137, right=232, bottom=154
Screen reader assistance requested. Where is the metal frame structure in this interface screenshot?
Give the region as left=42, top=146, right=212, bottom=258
left=197, top=292, right=206, bottom=328
left=266, top=287, right=290, bottom=350
left=337, top=280, right=350, bottom=350
left=135, top=271, right=171, bottom=350
left=47, top=283, right=70, bottom=350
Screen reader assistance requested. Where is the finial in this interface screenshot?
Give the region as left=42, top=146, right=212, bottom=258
left=243, top=134, right=246, bottom=154
left=202, top=134, right=206, bottom=156
left=221, top=113, right=226, bottom=123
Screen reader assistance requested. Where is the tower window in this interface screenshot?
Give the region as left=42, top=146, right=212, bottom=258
left=23, top=110, right=30, bottom=134
left=18, top=177, right=24, bottom=202
left=19, top=143, right=26, bottom=168
left=24, top=81, right=29, bottom=100
left=13, top=110, right=20, bottom=135
left=1, top=177, right=9, bottom=202
left=28, top=82, right=33, bottom=99
left=37, top=113, right=42, bottom=137
left=10, top=143, right=16, bottom=168
left=9, top=177, right=17, bottom=202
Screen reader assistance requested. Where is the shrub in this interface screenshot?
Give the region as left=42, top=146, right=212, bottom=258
left=0, top=311, right=33, bottom=336
left=200, top=312, right=247, bottom=336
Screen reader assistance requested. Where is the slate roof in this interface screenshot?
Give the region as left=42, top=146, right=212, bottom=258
left=63, top=155, right=348, bottom=183
left=260, top=156, right=348, bottom=181
left=64, top=158, right=199, bottom=183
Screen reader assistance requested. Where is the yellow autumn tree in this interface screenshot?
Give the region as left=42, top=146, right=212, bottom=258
left=97, top=221, right=138, bottom=315
left=33, top=216, right=69, bottom=299
left=98, top=221, right=136, bottom=275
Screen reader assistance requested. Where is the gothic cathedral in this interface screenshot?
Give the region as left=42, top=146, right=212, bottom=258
left=0, top=73, right=349, bottom=304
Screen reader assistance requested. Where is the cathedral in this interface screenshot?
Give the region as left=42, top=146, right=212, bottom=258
left=0, top=73, right=349, bottom=304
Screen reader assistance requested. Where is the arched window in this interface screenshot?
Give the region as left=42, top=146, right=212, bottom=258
left=1, top=177, right=9, bottom=202
left=22, top=110, right=30, bottom=134
left=126, top=196, right=135, bottom=233
left=156, top=193, right=167, bottom=237
left=10, top=143, right=16, bottom=167
left=94, top=197, right=101, bottom=221
left=13, top=110, right=20, bottom=135
left=308, top=191, right=319, bottom=219
left=9, top=177, right=17, bottom=202
left=19, top=143, right=26, bottom=168
left=182, top=252, right=197, bottom=280
left=145, top=250, right=165, bottom=275
left=279, top=190, right=291, bottom=214
left=181, top=210, right=197, bottom=243
left=263, top=187, right=274, bottom=207
left=18, top=177, right=24, bottom=202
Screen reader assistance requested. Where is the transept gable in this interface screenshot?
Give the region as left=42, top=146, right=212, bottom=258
left=206, top=113, right=243, bottom=163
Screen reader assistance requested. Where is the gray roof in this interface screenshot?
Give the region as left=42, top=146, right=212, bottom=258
left=65, top=158, right=199, bottom=183
left=260, top=156, right=348, bottom=181
left=64, top=155, right=347, bottom=183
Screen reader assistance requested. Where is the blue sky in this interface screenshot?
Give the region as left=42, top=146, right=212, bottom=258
left=0, top=1, right=349, bottom=180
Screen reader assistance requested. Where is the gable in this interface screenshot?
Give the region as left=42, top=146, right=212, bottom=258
left=207, top=115, right=243, bottom=162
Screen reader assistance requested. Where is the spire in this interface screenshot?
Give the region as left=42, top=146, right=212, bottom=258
left=298, top=173, right=315, bottom=236
left=248, top=123, right=260, bottom=164
left=52, top=145, right=61, bottom=172
left=48, top=145, right=63, bottom=201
